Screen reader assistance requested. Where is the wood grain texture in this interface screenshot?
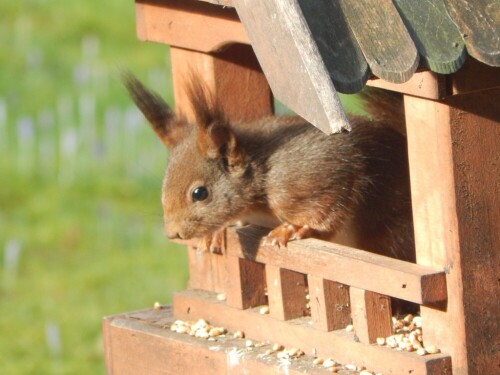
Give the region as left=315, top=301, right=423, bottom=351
left=225, top=256, right=267, bottom=309
left=367, top=70, right=448, bottom=99
left=135, top=0, right=248, bottom=52
left=449, top=57, right=500, bottom=95
left=307, top=276, right=351, bottom=331
left=170, top=46, right=273, bottom=123
left=173, top=290, right=452, bottom=375
left=103, top=306, right=328, bottom=375
left=224, top=226, right=447, bottom=305
left=265, top=266, right=308, bottom=320
left=234, top=0, right=351, bottom=134
left=405, top=89, right=500, bottom=374
left=393, top=0, right=467, bottom=74
left=339, top=0, right=419, bottom=83
left=444, top=0, right=500, bottom=66
left=350, top=288, right=393, bottom=344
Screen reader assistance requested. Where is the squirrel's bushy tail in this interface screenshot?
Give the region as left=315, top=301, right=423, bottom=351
left=358, top=87, right=406, bottom=134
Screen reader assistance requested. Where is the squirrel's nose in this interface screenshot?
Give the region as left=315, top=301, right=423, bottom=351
left=165, top=231, right=183, bottom=240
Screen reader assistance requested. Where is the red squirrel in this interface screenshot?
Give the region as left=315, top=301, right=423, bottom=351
left=123, top=73, right=415, bottom=263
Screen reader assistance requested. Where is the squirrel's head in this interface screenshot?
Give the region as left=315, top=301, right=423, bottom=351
left=123, top=73, right=252, bottom=240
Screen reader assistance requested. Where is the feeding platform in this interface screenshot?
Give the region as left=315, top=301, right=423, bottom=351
left=104, top=1, right=500, bottom=374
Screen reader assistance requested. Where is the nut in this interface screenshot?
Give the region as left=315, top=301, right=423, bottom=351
left=216, top=293, right=227, bottom=301
left=313, top=358, right=324, bottom=365
left=416, top=348, right=427, bottom=356
left=259, top=305, right=270, bottom=315
left=376, top=337, right=385, bottom=346
left=323, top=358, right=336, bottom=368
left=425, top=345, right=441, bottom=354
left=345, top=324, right=354, bottom=332
left=153, top=302, right=162, bottom=310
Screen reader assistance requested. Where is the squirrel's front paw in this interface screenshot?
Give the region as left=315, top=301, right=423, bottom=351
left=197, top=228, right=226, bottom=254
left=265, top=223, right=314, bottom=248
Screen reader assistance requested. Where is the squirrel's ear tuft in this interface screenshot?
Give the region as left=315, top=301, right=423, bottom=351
left=122, top=71, right=187, bottom=147
left=187, top=78, right=246, bottom=171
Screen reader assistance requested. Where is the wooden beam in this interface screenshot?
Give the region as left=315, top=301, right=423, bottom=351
left=405, top=89, right=500, bottom=374
left=173, top=290, right=452, bottom=375
left=135, top=0, right=248, bottom=52
left=223, top=227, right=447, bottom=305
left=225, top=256, right=267, bottom=309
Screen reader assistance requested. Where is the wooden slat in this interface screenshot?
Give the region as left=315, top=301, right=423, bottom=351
left=405, top=89, right=500, bottom=374
left=444, top=0, right=500, bottom=66
left=307, top=276, right=351, bottom=332
left=225, top=256, right=267, bottom=309
left=449, top=57, right=500, bottom=95
left=393, top=0, right=467, bottom=74
left=225, top=226, right=447, bottom=305
left=187, top=245, right=226, bottom=293
left=367, top=70, right=448, bottom=99
left=350, top=288, right=393, bottom=345
left=266, top=266, right=307, bottom=320
left=135, top=0, right=248, bottom=52
left=173, top=290, right=453, bottom=375
left=233, top=0, right=351, bottom=134
left=339, top=0, right=419, bottom=83
left=291, top=0, right=370, bottom=94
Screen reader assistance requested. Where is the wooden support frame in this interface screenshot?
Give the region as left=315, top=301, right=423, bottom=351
left=103, top=2, right=500, bottom=374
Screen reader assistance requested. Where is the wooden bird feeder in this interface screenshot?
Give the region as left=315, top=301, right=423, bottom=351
left=103, top=1, right=499, bottom=374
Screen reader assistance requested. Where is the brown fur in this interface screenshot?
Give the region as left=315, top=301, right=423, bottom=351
left=123, top=73, right=415, bottom=263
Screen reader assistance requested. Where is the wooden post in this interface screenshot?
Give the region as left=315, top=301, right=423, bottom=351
left=405, top=89, right=500, bottom=375
left=168, top=44, right=273, bottom=295
left=225, top=256, right=267, bottom=309
left=307, top=276, right=351, bottom=331
left=265, top=266, right=307, bottom=320
left=350, top=287, right=393, bottom=344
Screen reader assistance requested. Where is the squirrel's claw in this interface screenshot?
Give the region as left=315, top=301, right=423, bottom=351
left=266, top=223, right=312, bottom=249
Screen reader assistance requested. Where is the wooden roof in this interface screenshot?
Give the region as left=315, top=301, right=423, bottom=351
left=180, top=0, right=500, bottom=133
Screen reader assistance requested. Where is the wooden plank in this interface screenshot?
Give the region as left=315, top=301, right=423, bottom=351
left=367, top=70, right=448, bottom=99
left=307, top=276, right=351, bottom=332
left=404, top=89, right=500, bottom=374
left=225, top=256, right=267, bottom=309
left=225, top=226, right=447, bottom=305
left=170, top=46, right=272, bottom=123
left=339, top=0, right=419, bottom=83
left=135, top=0, right=248, bottom=52
left=449, top=57, right=500, bottom=95
left=350, top=288, right=392, bottom=345
left=234, top=0, right=351, bottom=134
left=444, top=0, right=500, bottom=66
left=103, top=306, right=327, bottom=375
left=393, top=0, right=467, bottom=74
left=173, top=289, right=453, bottom=375
left=266, top=266, right=307, bottom=320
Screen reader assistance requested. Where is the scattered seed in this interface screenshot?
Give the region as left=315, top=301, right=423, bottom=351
left=216, top=293, right=227, bottom=301
left=323, top=358, right=336, bottom=368
left=413, top=316, right=423, bottom=328
left=376, top=337, right=385, bottom=346
left=272, top=343, right=284, bottom=351
left=313, top=358, right=324, bottom=365
left=360, top=371, right=374, bottom=375
left=153, top=302, right=162, bottom=310
left=259, top=305, right=270, bottom=315
left=425, top=345, right=441, bottom=354
left=176, top=326, right=189, bottom=334
left=345, top=324, right=354, bottom=332
left=417, top=348, right=428, bottom=356
left=245, top=339, right=254, bottom=348
left=345, top=363, right=357, bottom=371
left=233, top=330, right=245, bottom=339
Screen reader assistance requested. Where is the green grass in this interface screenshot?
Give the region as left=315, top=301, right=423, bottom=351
left=1, top=1, right=187, bottom=374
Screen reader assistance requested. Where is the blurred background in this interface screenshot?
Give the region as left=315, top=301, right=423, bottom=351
left=0, top=1, right=365, bottom=374
left=1, top=1, right=188, bottom=374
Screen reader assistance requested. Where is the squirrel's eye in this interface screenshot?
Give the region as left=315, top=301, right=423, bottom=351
left=191, top=186, right=208, bottom=202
